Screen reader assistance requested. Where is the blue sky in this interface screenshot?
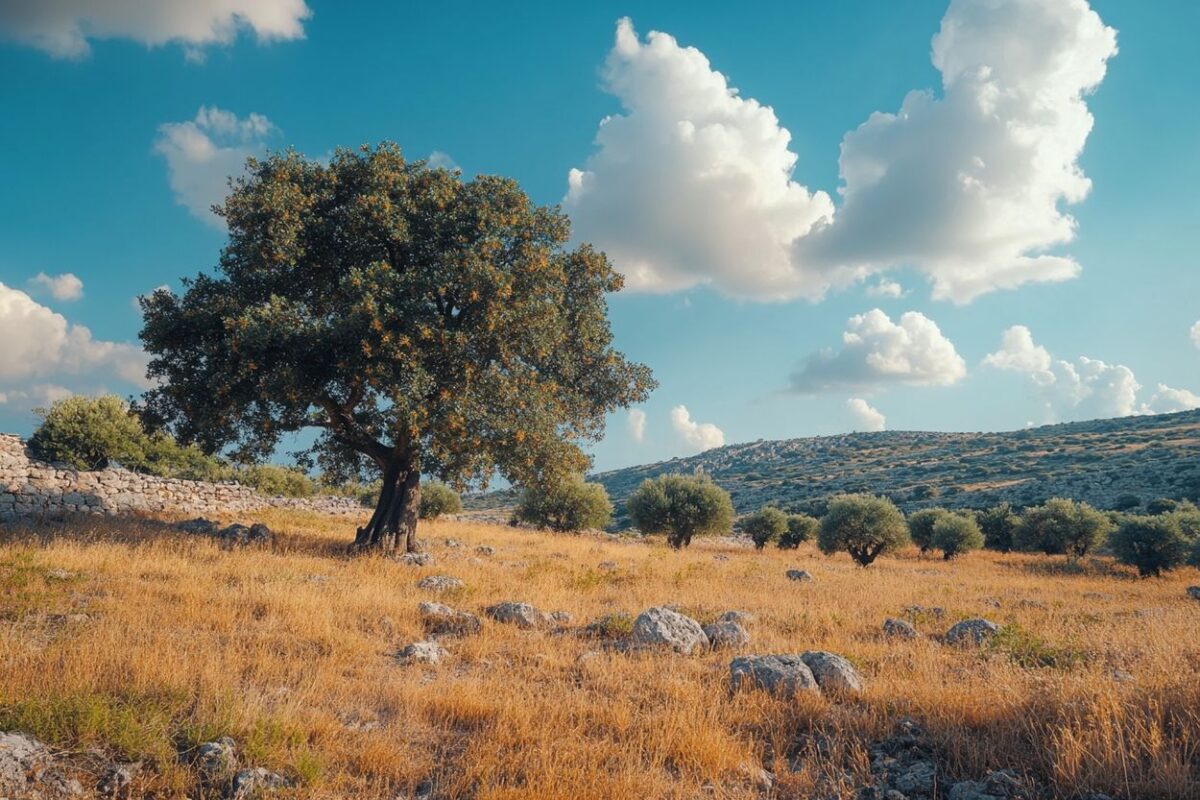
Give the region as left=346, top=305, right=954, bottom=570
left=1, top=0, right=1197, bottom=473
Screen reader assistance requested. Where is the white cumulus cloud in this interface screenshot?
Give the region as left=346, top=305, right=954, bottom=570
left=983, top=325, right=1199, bottom=420
left=670, top=405, right=725, bottom=452
left=865, top=279, right=905, bottom=299
left=627, top=408, right=647, bottom=443
left=846, top=398, right=886, bottom=432
left=568, top=1, right=1116, bottom=304
left=154, top=106, right=277, bottom=227
left=28, top=272, right=83, bottom=301
left=0, top=0, right=311, bottom=60
left=791, top=309, right=966, bottom=392
left=0, top=281, right=150, bottom=409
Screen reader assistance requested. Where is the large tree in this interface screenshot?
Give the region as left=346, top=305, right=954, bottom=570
left=140, top=143, right=654, bottom=551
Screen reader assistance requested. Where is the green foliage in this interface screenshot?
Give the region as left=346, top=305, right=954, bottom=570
left=1111, top=493, right=1141, bottom=512
left=1146, top=498, right=1179, bottom=515
left=28, top=395, right=148, bottom=470
left=989, top=624, right=1085, bottom=669
left=1015, top=498, right=1113, bottom=558
left=626, top=474, right=733, bottom=548
left=234, top=464, right=318, bottom=498
left=778, top=513, right=818, bottom=550
left=1110, top=516, right=1191, bottom=577
left=1189, top=537, right=1200, bottom=568
left=931, top=513, right=984, bottom=560
left=743, top=506, right=788, bottom=549
left=515, top=479, right=612, bottom=532
left=817, top=494, right=910, bottom=567
left=907, top=507, right=951, bottom=553
left=419, top=482, right=463, bottom=520
left=139, top=143, right=654, bottom=548
left=977, top=502, right=1020, bottom=552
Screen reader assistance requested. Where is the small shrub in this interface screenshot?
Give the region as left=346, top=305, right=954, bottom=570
left=908, top=508, right=951, bottom=553
left=235, top=464, right=318, bottom=498
left=743, top=507, right=788, bottom=549
left=1110, top=516, right=1191, bottom=577
left=28, top=395, right=147, bottom=470
left=817, top=494, right=909, bottom=567
left=516, top=479, right=612, bottom=532
left=1016, top=498, right=1113, bottom=558
left=778, top=513, right=818, bottom=549
left=1111, top=493, right=1141, bottom=512
left=989, top=624, right=1085, bottom=669
left=931, top=513, right=984, bottom=560
left=626, top=474, right=733, bottom=548
left=419, top=482, right=463, bottom=520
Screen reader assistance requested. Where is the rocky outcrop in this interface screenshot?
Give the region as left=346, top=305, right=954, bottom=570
left=945, top=619, right=1000, bottom=647
left=729, top=655, right=819, bottom=696
left=629, top=607, right=709, bottom=654
left=0, top=435, right=363, bottom=521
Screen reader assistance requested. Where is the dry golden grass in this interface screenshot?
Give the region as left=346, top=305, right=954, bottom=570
left=2, top=510, right=1199, bottom=799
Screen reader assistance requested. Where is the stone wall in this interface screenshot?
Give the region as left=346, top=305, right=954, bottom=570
left=0, top=434, right=365, bottom=521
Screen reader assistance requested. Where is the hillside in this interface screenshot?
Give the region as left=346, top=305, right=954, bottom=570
left=467, top=410, right=1200, bottom=525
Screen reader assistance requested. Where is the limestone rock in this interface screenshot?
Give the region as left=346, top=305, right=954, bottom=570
left=419, top=602, right=482, bottom=637
left=800, top=651, right=864, bottom=694
left=629, top=607, right=709, bottom=654
left=196, top=737, right=237, bottom=775
left=227, top=767, right=288, bottom=798
left=945, top=618, right=1000, bottom=646
left=883, top=618, right=919, bottom=640
left=702, top=620, right=751, bottom=649
left=786, top=569, right=814, bottom=582
left=394, top=552, right=434, bottom=567
left=417, top=575, right=463, bottom=592
left=485, top=602, right=548, bottom=629
left=729, top=655, right=819, bottom=696
left=396, top=641, right=448, bottom=665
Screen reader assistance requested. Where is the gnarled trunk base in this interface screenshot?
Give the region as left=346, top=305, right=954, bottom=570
left=354, top=458, right=422, bottom=553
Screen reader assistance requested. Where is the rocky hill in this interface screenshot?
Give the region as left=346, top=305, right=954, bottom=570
left=467, top=410, right=1200, bottom=525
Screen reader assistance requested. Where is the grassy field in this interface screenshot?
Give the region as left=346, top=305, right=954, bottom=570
left=1, top=510, right=1198, bottom=799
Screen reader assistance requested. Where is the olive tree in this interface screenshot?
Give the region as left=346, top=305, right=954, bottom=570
left=419, top=482, right=462, bottom=520
left=817, top=494, right=910, bottom=567
left=744, top=506, right=788, bottom=550
left=1015, top=498, right=1113, bottom=559
left=29, top=395, right=148, bottom=470
left=907, top=507, right=951, bottom=554
left=141, top=144, right=653, bottom=552
left=1110, top=516, right=1190, bottom=577
left=778, top=513, right=818, bottom=550
left=977, top=502, right=1019, bottom=552
left=931, top=513, right=984, bottom=560
left=626, top=474, right=733, bottom=549
left=515, top=478, right=613, bottom=532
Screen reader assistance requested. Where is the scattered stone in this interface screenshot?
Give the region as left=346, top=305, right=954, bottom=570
left=418, top=602, right=482, bottom=637
left=176, top=518, right=219, bottom=534
left=216, top=523, right=273, bottom=547
left=394, top=552, right=434, bottom=567
left=902, top=605, right=945, bottom=620
left=720, top=610, right=755, bottom=625
left=948, top=769, right=1039, bottom=800
left=547, top=610, right=573, bottom=626
left=1, top=731, right=83, bottom=798
left=1188, top=586, right=1200, bottom=602
left=597, top=560, right=619, bottom=571
left=702, top=620, right=751, bottom=649
left=196, top=737, right=237, bottom=775
left=786, top=569, right=814, bottom=582
left=800, top=651, right=864, bottom=694
left=729, top=654, right=819, bottom=696
left=227, top=767, right=288, bottom=799
left=945, top=618, right=1000, bottom=647
left=98, top=763, right=139, bottom=798
left=1108, top=668, right=1135, bottom=684
left=485, top=602, right=548, bottom=629
left=1017, top=599, right=1047, bottom=610
left=443, top=538, right=464, bottom=548
left=475, top=545, right=495, bottom=556
left=248, top=523, right=272, bottom=543
left=45, top=568, right=75, bottom=581
left=629, top=607, right=709, bottom=654
left=417, top=575, right=463, bottom=592
left=396, top=641, right=448, bottom=665
left=883, top=618, right=919, bottom=640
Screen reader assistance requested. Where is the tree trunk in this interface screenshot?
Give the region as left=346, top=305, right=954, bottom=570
left=354, top=454, right=421, bottom=552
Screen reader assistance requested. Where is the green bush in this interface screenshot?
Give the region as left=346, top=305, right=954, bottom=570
left=626, top=474, right=733, bottom=549
left=817, top=494, right=910, bottom=567
left=235, top=464, right=318, bottom=498
left=1110, top=516, right=1191, bottom=577
left=977, top=503, right=1019, bottom=552
left=1015, top=498, right=1113, bottom=558
left=419, top=482, right=464, bottom=520
left=28, top=395, right=147, bottom=470
left=931, top=513, right=984, bottom=560
left=1146, top=498, right=1179, bottom=515
left=778, top=513, right=818, bottom=550
left=743, top=507, right=788, bottom=550
left=907, top=507, right=951, bottom=553
left=516, top=479, right=611, bottom=532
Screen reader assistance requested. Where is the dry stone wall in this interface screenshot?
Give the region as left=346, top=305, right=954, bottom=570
left=0, top=434, right=364, bottom=521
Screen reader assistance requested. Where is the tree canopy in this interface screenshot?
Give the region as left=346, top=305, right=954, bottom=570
left=140, top=143, right=654, bottom=550
left=744, top=506, right=788, bottom=549
left=626, top=474, right=734, bottom=548
left=817, top=494, right=910, bottom=567
left=515, top=478, right=613, bottom=532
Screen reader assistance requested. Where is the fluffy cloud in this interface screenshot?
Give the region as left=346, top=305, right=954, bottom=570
left=0, top=0, right=310, bottom=60
left=791, top=309, right=966, bottom=392
left=564, top=18, right=836, bottom=299
left=568, top=1, right=1116, bottom=303
left=627, top=408, right=647, bottom=443
left=28, top=272, right=83, bottom=301
left=983, top=325, right=1199, bottom=420
left=670, top=405, right=725, bottom=452
left=865, top=279, right=905, bottom=299
left=846, top=398, right=886, bottom=432
left=154, top=106, right=277, bottom=227
left=0, top=281, right=149, bottom=409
